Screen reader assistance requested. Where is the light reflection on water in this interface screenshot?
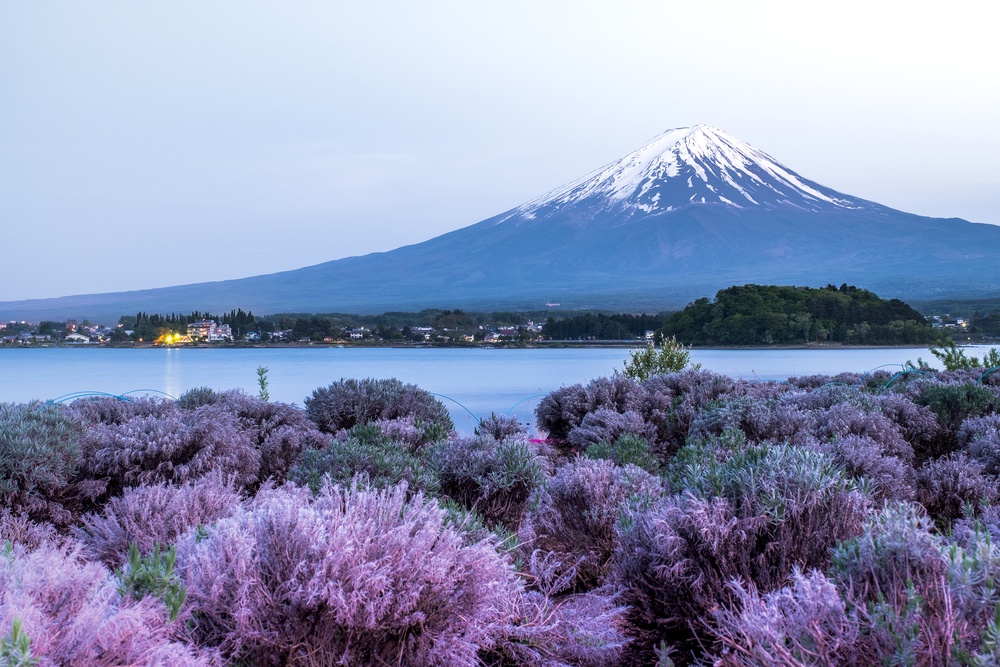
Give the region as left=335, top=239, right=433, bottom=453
left=164, top=347, right=182, bottom=399
left=1, top=345, right=996, bottom=432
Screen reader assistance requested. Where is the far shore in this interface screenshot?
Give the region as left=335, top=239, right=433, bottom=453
left=3, top=340, right=978, bottom=352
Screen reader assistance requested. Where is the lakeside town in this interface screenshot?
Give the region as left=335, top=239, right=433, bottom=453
left=0, top=314, right=556, bottom=347
left=0, top=310, right=993, bottom=348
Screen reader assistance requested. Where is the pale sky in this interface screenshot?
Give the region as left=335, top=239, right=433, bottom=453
left=2, top=1, right=998, bottom=302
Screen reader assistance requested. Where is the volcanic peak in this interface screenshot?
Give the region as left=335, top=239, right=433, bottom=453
left=512, top=124, right=869, bottom=220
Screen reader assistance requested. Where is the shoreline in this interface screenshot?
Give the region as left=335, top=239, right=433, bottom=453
left=1, top=340, right=981, bottom=352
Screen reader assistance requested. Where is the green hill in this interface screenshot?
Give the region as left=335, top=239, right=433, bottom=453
left=660, top=284, right=941, bottom=346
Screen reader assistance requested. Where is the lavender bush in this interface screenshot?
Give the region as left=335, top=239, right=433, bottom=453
left=616, top=442, right=867, bottom=660
left=535, top=376, right=646, bottom=443
left=915, top=453, right=996, bottom=527
left=0, top=540, right=208, bottom=665
left=305, top=377, right=453, bottom=433
left=0, top=402, right=88, bottom=525
left=177, top=481, right=518, bottom=666
left=519, top=457, right=663, bottom=592
left=288, top=422, right=440, bottom=495
left=434, top=434, right=546, bottom=528
left=476, top=413, right=528, bottom=440
left=710, top=568, right=862, bottom=666
left=583, top=433, right=661, bottom=474
left=78, top=403, right=260, bottom=498
left=208, top=390, right=330, bottom=486
left=75, top=474, right=241, bottom=567
left=566, top=409, right=656, bottom=452
left=829, top=502, right=955, bottom=665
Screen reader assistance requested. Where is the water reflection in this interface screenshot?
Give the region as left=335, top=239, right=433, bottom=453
left=164, top=348, right=182, bottom=400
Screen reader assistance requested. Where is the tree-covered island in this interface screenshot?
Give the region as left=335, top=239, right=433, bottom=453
left=659, top=283, right=946, bottom=346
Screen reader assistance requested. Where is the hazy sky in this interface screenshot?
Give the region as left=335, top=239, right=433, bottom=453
left=2, top=1, right=998, bottom=302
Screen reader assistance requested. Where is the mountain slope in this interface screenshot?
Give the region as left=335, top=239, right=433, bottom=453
left=3, top=125, right=999, bottom=321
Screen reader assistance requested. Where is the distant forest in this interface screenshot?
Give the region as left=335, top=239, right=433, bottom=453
left=542, top=313, right=669, bottom=340
left=659, top=284, right=943, bottom=346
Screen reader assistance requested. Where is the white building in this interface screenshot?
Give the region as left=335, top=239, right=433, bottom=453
left=187, top=320, right=233, bottom=341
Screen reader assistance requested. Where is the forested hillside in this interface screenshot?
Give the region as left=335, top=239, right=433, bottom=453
left=660, top=284, right=941, bottom=346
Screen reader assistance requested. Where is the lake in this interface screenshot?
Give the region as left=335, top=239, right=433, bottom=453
left=1, top=345, right=995, bottom=432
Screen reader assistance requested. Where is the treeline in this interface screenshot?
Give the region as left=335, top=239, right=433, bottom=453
left=542, top=313, right=669, bottom=340
left=660, top=284, right=943, bottom=346
left=122, top=309, right=257, bottom=342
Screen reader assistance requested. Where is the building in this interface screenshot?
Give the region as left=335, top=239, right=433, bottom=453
left=187, top=320, right=233, bottom=341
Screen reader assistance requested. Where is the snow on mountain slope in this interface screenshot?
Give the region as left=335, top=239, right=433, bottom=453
left=508, top=125, right=867, bottom=221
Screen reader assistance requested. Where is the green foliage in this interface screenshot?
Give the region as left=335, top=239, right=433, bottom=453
left=256, top=365, right=270, bottom=402
left=618, top=337, right=695, bottom=381
left=584, top=434, right=661, bottom=474
left=116, top=542, right=187, bottom=622
left=916, top=383, right=999, bottom=433
left=660, top=283, right=940, bottom=346
left=930, top=341, right=1000, bottom=371
left=0, top=618, right=37, bottom=667
left=288, top=424, right=439, bottom=495
left=175, top=386, right=218, bottom=409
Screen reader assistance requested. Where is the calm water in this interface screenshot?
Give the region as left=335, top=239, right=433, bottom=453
left=1, top=346, right=995, bottom=432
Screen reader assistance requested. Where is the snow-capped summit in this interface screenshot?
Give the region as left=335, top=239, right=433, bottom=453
left=513, top=124, right=864, bottom=220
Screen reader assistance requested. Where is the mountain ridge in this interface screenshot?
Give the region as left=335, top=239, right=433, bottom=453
left=3, top=126, right=1000, bottom=322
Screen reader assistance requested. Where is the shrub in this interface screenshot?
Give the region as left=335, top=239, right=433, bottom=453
left=915, top=453, right=996, bottom=527
left=868, top=392, right=940, bottom=452
left=208, top=390, right=329, bottom=485
left=915, top=383, right=1000, bottom=458
left=366, top=414, right=450, bottom=449
left=288, top=423, right=439, bottom=495
left=617, top=442, right=867, bottom=659
left=0, top=402, right=86, bottom=525
left=484, top=587, right=628, bottom=666
left=639, top=369, right=741, bottom=458
left=177, top=482, right=518, bottom=666
left=78, top=404, right=259, bottom=498
left=584, top=433, right=661, bottom=474
left=476, top=413, right=527, bottom=440
left=434, top=434, right=546, bottom=528
left=618, top=337, right=695, bottom=382
left=930, top=341, right=1000, bottom=371
left=65, top=395, right=175, bottom=426
left=566, top=409, right=655, bottom=452
left=175, top=386, right=219, bottom=409
left=820, top=434, right=915, bottom=502
left=958, top=415, right=1000, bottom=475
left=75, top=474, right=241, bottom=567
left=305, top=377, right=453, bottom=433
left=0, top=540, right=207, bottom=665
left=535, top=376, right=646, bottom=443
left=117, top=542, right=187, bottom=622
left=801, top=402, right=914, bottom=463
left=0, top=509, right=58, bottom=551
left=519, top=457, right=663, bottom=592
left=829, top=502, right=955, bottom=665
left=710, top=568, right=861, bottom=666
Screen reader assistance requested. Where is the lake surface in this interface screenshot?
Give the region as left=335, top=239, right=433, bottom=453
left=1, top=346, right=995, bottom=432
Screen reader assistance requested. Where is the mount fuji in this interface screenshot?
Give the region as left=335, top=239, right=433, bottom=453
left=4, top=125, right=1000, bottom=321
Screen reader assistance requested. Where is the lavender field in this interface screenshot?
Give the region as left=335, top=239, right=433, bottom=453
left=4, top=365, right=1000, bottom=665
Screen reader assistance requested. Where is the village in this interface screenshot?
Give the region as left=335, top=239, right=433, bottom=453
left=0, top=316, right=550, bottom=347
